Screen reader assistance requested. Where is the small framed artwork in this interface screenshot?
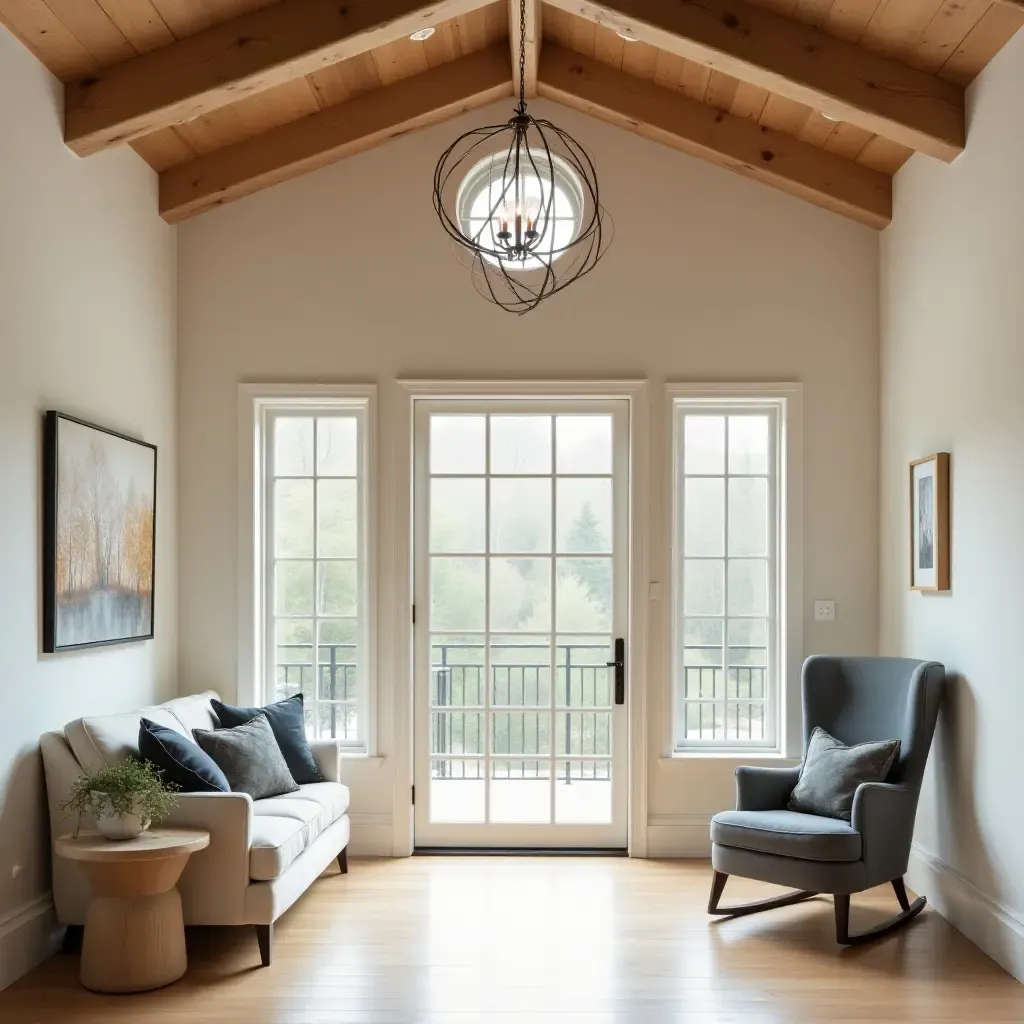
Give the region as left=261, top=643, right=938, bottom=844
left=909, top=452, right=950, bottom=592
left=43, top=412, right=158, bottom=652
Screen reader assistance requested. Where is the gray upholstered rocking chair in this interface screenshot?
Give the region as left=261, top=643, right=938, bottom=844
left=708, top=656, right=945, bottom=944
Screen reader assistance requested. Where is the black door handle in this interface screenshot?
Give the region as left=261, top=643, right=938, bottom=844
left=607, top=638, right=625, bottom=705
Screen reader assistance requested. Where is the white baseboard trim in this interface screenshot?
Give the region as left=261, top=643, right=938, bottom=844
left=0, top=892, right=61, bottom=992
left=348, top=813, right=394, bottom=857
left=908, top=843, right=1024, bottom=984
left=646, top=815, right=712, bottom=858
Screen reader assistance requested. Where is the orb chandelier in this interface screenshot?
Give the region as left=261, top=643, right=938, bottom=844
left=432, top=0, right=612, bottom=314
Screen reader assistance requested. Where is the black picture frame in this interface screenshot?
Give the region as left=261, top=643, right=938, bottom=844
left=43, top=411, right=158, bottom=653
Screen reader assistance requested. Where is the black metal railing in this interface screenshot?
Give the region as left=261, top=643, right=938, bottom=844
left=430, top=642, right=613, bottom=782
left=277, top=643, right=357, bottom=739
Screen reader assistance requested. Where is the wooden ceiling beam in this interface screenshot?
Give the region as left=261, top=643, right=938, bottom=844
left=159, top=44, right=513, bottom=222
left=510, top=0, right=542, bottom=100
left=538, top=44, right=891, bottom=228
left=65, top=0, right=493, bottom=157
left=543, top=0, right=965, bottom=162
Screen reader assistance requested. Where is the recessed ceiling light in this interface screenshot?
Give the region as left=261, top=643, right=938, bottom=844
left=409, top=26, right=435, bottom=41
left=616, top=29, right=638, bottom=42
left=821, top=112, right=841, bottom=122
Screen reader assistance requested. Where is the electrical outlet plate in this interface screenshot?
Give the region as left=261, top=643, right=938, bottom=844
left=814, top=599, right=836, bottom=622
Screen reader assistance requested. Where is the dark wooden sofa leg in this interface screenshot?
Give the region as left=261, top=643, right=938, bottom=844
left=338, top=847, right=348, bottom=875
left=255, top=923, right=273, bottom=967
left=60, top=925, right=83, bottom=954
left=708, top=870, right=818, bottom=918
left=834, top=878, right=926, bottom=945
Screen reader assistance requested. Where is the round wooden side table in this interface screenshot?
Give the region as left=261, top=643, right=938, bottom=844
left=56, top=828, right=209, bottom=993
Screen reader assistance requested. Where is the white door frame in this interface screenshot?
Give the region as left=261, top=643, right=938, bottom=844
left=390, top=381, right=649, bottom=856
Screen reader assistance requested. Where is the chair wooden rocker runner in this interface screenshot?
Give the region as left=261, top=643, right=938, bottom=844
left=708, top=656, right=945, bottom=945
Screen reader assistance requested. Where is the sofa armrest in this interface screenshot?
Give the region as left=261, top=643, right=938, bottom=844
left=735, top=765, right=801, bottom=811
left=163, top=791, right=253, bottom=924
left=851, top=782, right=917, bottom=885
left=309, top=739, right=343, bottom=783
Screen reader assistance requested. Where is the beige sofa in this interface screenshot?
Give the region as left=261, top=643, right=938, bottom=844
left=40, top=691, right=351, bottom=966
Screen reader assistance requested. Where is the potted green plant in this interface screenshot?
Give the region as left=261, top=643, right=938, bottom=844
left=61, top=759, right=177, bottom=840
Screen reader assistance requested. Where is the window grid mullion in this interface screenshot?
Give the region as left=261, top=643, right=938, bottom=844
left=311, top=420, right=320, bottom=739
left=722, top=436, right=729, bottom=742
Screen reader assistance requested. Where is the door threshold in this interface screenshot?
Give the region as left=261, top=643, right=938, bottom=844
left=413, top=847, right=628, bottom=857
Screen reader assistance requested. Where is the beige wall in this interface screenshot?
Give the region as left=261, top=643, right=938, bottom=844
left=881, top=29, right=1024, bottom=982
left=0, top=27, right=177, bottom=986
left=178, top=98, right=880, bottom=855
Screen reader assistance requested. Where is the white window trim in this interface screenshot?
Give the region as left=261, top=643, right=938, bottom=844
left=666, top=383, right=803, bottom=759
left=237, top=383, right=378, bottom=754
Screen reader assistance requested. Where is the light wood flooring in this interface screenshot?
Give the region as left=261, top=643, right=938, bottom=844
left=3, top=857, right=1023, bottom=1023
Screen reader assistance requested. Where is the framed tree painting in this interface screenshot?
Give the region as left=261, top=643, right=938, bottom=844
left=43, top=412, right=157, bottom=652
left=909, top=452, right=950, bottom=592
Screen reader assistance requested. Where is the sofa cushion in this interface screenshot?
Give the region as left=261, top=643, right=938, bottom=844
left=139, top=718, right=230, bottom=793
left=249, top=782, right=350, bottom=881
left=193, top=714, right=299, bottom=801
left=212, top=694, right=324, bottom=785
left=63, top=691, right=221, bottom=772
left=66, top=708, right=186, bottom=771
left=711, top=809, right=862, bottom=862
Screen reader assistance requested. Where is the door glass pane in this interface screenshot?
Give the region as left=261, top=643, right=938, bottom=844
left=431, top=635, right=486, bottom=707
left=556, top=415, right=612, bottom=474
left=556, top=711, right=611, bottom=756
left=431, top=557, right=485, bottom=630
left=490, top=479, right=551, bottom=553
left=684, top=478, right=724, bottom=556
left=556, top=478, right=612, bottom=553
left=491, top=711, right=551, bottom=755
left=431, top=711, right=483, bottom=754
left=491, top=760, right=551, bottom=824
left=683, top=415, right=724, bottom=474
left=556, top=558, right=611, bottom=631
left=557, top=636, right=612, bottom=707
left=430, top=759, right=485, bottom=823
left=430, top=478, right=485, bottom=553
left=431, top=416, right=485, bottom=474
left=317, top=479, right=357, bottom=557
left=491, top=635, right=550, bottom=707
left=728, top=415, right=769, bottom=474
left=490, top=416, right=551, bottom=474
left=490, top=557, right=551, bottom=631
left=556, top=761, right=611, bottom=824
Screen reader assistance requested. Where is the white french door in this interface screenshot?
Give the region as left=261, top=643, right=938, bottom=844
left=413, top=399, right=630, bottom=848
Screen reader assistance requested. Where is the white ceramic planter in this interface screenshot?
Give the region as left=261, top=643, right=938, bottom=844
left=91, top=792, right=151, bottom=841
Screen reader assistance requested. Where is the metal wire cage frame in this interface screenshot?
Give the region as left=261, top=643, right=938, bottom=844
left=431, top=0, right=611, bottom=314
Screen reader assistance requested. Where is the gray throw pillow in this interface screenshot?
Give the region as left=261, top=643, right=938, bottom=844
left=193, top=713, right=299, bottom=800
left=788, top=726, right=900, bottom=821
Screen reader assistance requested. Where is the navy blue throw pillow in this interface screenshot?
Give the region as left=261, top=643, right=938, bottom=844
left=139, top=717, right=230, bottom=793
left=211, top=694, right=323, bottom=785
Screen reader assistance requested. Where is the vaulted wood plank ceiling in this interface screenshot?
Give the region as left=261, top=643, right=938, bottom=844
left=0, top=0, right=1019, bottom=227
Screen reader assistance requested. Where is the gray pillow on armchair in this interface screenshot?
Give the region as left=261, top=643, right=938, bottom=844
left=788, top=726, right=900, bottom=821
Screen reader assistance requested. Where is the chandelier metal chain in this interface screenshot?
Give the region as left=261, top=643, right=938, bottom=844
left=430, top=0, right=612, bottom=314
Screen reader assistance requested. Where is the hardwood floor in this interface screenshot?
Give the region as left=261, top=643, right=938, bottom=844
left=3, top=857, right=1023, bottom=1022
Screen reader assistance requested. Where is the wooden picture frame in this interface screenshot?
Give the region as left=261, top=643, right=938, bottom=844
left=43, top=412, right=158, bottom=652
left=909, top=452, right=949, bottom=592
